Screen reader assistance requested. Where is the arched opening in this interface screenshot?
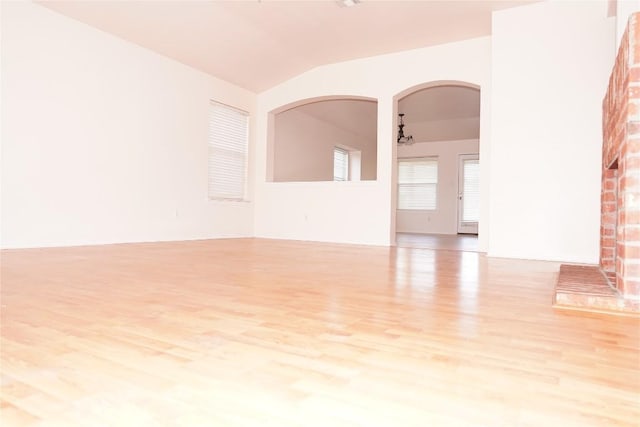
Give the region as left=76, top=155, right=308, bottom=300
left=391, top=81, right=481, bottom=250
left=267, top=96, right=378, bottom=182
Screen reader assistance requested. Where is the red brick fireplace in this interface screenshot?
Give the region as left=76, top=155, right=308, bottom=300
left=600, top=12, right=640, bottom=302
left=554, top=13, right=640, bottom=314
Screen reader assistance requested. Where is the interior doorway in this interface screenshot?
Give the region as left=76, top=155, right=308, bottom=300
left=392, top=81, right=482, bottom=246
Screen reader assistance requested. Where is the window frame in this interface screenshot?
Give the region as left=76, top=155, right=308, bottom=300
left=333, top=146, right=350, bottom=182
left=397, top=156, right=438, bottom=210
left=208, top=100, right=249, bottom=201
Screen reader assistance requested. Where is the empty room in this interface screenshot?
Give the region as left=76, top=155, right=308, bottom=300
left=2, top=0, right=639, bottom=426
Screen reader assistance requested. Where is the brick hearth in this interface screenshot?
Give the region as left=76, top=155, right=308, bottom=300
left=553, top=265, right=640, bottom=314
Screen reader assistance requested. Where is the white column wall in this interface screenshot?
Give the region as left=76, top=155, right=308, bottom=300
left=489, top=0, right=615, bottom=263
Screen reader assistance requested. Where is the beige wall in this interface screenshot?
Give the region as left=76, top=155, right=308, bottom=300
left=396, top=139, right=479, bottom=234
left=1, top=2, right=256, bottom=248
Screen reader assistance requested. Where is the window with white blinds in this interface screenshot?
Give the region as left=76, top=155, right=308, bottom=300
left=397, top=157, right=438, bottom=210
left=208, top=101, right=249, bottom=200
left=334, top=147, right=349, bottom=181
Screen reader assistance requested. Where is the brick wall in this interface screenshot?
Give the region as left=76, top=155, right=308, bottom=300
left=601, top=12, right=640, bottom=299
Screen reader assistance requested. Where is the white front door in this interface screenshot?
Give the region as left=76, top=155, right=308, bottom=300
left=457, top=154, right=479, bottom=234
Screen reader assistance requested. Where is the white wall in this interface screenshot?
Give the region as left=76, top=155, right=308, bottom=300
left=273, top=109, right=376, bottom=182
left=1, top=2, right=256, bottom=248
left=489, top=0, right=615, bottom=263
left=616, top=0, right=640, bottom=49
left=255, top=37, right=492, bottom=247
left=3, top=0, right=616, bottom=264
left=397, top=139, right=479, bottom=234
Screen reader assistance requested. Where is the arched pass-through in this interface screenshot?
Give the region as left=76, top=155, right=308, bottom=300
left=267, top=95, right=378, bottom=183
left=390, top=81, right=482, bottom=246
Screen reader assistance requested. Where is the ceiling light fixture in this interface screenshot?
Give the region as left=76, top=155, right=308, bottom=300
left=339, top=0, right=361, bottom=7
left=397, top=113, right=414, bottom=145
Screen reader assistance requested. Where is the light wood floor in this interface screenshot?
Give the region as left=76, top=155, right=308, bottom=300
left=1, top=238, right=639, bottom=426
left=396, top=233, right=479, bottom=252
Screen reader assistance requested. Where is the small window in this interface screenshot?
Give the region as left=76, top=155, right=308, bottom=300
left=208, top=101, right=249, bottom=200
left=334, top=147, right=349, bottom=181
left=398, top=157, right=438, bottom=210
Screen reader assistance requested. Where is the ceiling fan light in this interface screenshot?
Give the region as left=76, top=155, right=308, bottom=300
left=397, top=113, right=414, bottom=145
left=340, top=0, right=361, bottom=7
left=398, top=135, right=414, bottom=145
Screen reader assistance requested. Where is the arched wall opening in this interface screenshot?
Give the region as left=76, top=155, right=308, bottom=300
left=391, top=81, right=482, bottom=246
left=266, top=95, right=378, bottom=183
left=253, top=35, right=492, bottom=249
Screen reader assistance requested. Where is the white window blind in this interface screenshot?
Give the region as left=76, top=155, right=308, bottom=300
left=208, top=101, right=249, bottom=200
left=334, top=147, right=349, bottom=181
left=462, top=159, right=480, bottom=222
left=398, top=158, right=438, bottom=210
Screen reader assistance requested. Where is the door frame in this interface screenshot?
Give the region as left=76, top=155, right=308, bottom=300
left=457, top=153, right=479, bottom=234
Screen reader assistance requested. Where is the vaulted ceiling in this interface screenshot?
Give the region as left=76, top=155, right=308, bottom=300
left=39, top=0, right=538, bottom=93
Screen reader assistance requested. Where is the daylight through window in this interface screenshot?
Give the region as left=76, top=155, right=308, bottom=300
left=334, top=147, right=349, bottom=181
left=397, top=157, right=438, bottom=210
left=208, top=101, right=249, bottom=200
